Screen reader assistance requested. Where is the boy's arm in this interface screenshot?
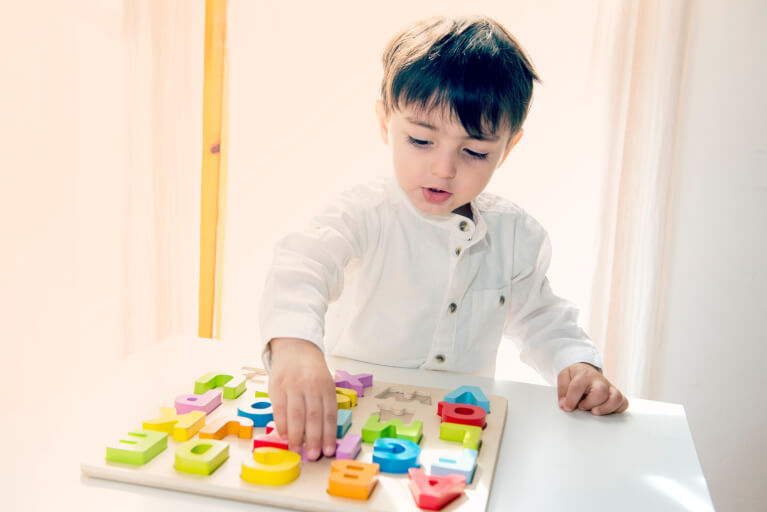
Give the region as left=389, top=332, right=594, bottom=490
left=259, top=186, right=378, bottom=369
left=503, top=213, right=602, bottom=383
left=504, top=214, right=628, bottom=414
left=259, top=184, right=380, bottom=457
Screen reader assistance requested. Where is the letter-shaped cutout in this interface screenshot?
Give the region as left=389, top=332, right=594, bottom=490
left=334, top=370, right=373, bottom=397
left=408, top=467, right=466, bottom=510
left=174, top=439, right=229, bottom=475
left=105, top=429, right=167, bottom=465
left=327, top=460, right=379, bottom=500
left=143, top=407, right=206, bottom=441
left=194, top=371, right=247, bottom=399
left=335, top=433, right=362, bottom=460
left=336, top=387, right=358, bottom=409
left=439, top=422, right=482, bottom=451
left=241, top=447, right=301, bottom=486
left=442, top=385, right=490, bottom=413
left=238, top=398, right=273, bottom=427
left=437, top=401, right=486, bottom=428
left=373, top=438, right=421, bottom=474
left=337, top=409, right=352, bottom=438
left=175, top=389, right=223, bottom=415
left=361, top=414, right=423, bottom=444
left=431, top=448, right=478, bottom=484
left=199, top=416, right=254, bottom=440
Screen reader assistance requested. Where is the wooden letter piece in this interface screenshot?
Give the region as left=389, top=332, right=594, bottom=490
left=439, top=422, right=482, bottom=451
left=372, top=438, right=421, bottom=474
left=334, top=370, right=373, bottom=397
left=337, top=408, right=352, bottom=438
left=336, top=387, right=358, bottom=409
left=174, top=439, right=229, bottom=476
left=241, top=447, right=301, bottom=485
left=327, top=460, right=379, bottom=500
left=238, top=398, right=274, bottom=427
left=143, top=407, right=206, bottom=441
left=335, top=433, right=362, bottom=460
left=431, top=448, right=479, bottom=484
left=200, top=416, right=254, bottom=440
left=253, top=428, right=289, bottom=451
left=443, top=385, right=490, bottom=413
left=174, top=389, right=223, bottom=415
left=362, top=414, right=423, bottom=444
left=437, top=401, right=487, bottom=428
left=105, top=429, right=167, bottom=466
left=194, top=371, right=247, bottom=399
left=408, top=467, right=466, bottom=510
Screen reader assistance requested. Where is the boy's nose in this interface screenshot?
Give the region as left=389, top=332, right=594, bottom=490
left=430, top=154, right=457, bottom=179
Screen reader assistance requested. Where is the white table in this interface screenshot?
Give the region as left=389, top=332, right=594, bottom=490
left=3, top=336, right=714, bottom=511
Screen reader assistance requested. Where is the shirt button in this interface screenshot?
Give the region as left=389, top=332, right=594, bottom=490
left=448, top=302, right=457, bottom=313
left=499, top=295, right=506, bottom=305
left=455, top=247, right=462, bottom=256
left=435, top=354, right=445, bottom=363
left=459, top=220, right=468, bottom=231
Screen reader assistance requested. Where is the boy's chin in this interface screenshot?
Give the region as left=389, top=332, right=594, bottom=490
left=411, top=199, right=454, bottom=217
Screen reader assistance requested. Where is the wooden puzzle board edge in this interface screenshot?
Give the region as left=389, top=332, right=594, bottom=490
left=81, top=375, right=508, bottom=512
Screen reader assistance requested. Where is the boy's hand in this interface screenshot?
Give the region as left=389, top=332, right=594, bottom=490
left=557, top=363, right=629, bottom=415
left=268, top=338, right=338, bottom=460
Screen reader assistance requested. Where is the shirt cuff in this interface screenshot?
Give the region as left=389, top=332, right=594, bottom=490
left=551, top=347, right=604, bottom=382
left=260, top=316, right=326, bottom=374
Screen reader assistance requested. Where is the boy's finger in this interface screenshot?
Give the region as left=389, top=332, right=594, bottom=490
left=322, top=391, right=338, bottom=457
left=286, top=394, right=306, bottom=453
left=563, top=375, right=589, bottom=412
left=617, top=396, right=630, bottom=413
left=556, top=367, right=572, bottom=407
left=592, top=386, right=624, bottom=415
left=303, top=394, right=323, bottom=461
left=270, top=389, right=288, bottom=440
left=577, top=380, right=609, bottom=411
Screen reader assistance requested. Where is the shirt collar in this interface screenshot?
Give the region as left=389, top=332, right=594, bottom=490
left=386, top=176, right=488, bottom=244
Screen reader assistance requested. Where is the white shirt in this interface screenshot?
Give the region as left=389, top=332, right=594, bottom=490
left=259, top=176, right=602, bottom=383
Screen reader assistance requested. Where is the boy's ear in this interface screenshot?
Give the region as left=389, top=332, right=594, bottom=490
left=375, top=100, right=390, bottom=145
left=498, top=129, right=524, bottom=168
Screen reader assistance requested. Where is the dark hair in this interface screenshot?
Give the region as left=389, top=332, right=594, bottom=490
left=381, top=15, right=540, bottom=140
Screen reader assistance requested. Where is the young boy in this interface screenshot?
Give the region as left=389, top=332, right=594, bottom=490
left=259, top=15, right=628, bottom=461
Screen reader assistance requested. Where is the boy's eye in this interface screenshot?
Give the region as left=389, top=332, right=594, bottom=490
left=465, top=148, right=488, bottom=160
left=408, top=136, right=431, bottom=147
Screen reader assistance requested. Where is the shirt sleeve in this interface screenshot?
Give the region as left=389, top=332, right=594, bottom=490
left=503, top=213, right=603, bottom=384
left=258, top=186, right=379, bottom=372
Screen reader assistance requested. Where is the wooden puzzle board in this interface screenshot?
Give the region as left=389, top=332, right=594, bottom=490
left=81, top=372, right=507, bottom=511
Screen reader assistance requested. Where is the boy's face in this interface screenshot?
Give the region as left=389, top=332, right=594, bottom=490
left=375, top=100, right=522, bottom=216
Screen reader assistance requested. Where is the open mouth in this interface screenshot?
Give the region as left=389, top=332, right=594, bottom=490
left=422, top=186, right=452, bottom=204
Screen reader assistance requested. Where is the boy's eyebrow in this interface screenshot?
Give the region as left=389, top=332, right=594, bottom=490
left=404, top=116, right=500, bottom=142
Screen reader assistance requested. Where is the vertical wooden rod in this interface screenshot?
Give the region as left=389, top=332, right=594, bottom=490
left=199, top=0, right=228, bottom=338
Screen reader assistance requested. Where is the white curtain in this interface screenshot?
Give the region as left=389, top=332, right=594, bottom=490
left=112, top=0, right=204, bottom=356
left=587, top=0, right=692, bottom=397
left=70, top=0, right=203, bottom=360
left=1, top=1, right=203, bottom=399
